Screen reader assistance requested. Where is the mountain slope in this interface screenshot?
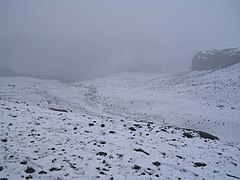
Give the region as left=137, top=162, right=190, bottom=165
left=0, top=64, right=239, bottom=179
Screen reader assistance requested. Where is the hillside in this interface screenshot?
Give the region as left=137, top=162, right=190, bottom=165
left=0, top=64, right=239, bottom=179
left=192, top=47, right=240, bottom=71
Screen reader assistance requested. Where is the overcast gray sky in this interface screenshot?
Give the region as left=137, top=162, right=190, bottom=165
left=0, top=0, right=240, bottom=77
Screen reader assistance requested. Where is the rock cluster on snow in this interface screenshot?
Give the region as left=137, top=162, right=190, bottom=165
left=191, top=47, right=240, bottom=71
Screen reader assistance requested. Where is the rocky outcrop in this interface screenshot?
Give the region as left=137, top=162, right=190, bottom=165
left=191, top=47, right=240, bottom=71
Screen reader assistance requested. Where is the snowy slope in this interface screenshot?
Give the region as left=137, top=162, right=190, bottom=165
left=0, top=64, right=240, bottom=179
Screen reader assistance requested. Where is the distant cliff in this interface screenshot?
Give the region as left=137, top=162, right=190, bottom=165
left=191, top=47, right=240, bottom=71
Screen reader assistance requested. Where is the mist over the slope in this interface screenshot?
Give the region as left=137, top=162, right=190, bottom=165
left=0, top=0, right=240, bottom=81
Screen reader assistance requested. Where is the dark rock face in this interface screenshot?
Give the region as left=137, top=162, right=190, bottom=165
left=197, top=131, right=219, bottom=140
left=191, top=48, right=240, bottom=71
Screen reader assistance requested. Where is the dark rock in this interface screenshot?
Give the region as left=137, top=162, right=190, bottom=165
left=193, top=162, right=206, bottom=167
left=20, top=160, right=28, bottom=165
left=0, top=178, right=8, bottom=180
left=134, top=148, right=150, bottom=155
left=132, top=165, right=141, bottom=170
left=0, top=166, right=3, bottom=171
left=49, top=167, right=61, bottom=172
left=129, top=127, right=136, bottom=131
left=49, top=108, right=68, bottom=113
left=89, top=123, right=94, bottom=126
left=191, top=47, right=240, bottom=71
left=96, top=152, right=107, bottom=157
left=183, top=132, right=193, bottom=138
left=152, top=161, right=161, bottom=166
left=109, top=131, right=116, bottom=134
left=38, top=171, right=47, bottom=174
left=226, top=174, right=240, bottom=179
left=99, top=141, right=106, bottom=144
left=25, top=166, right=35, bottom=173
left=1, top=139, right=7, bottom=143
left=197, top=131, right=219, bottom=140
left=101, top=124, right=105, bottom=128
left=176, top=155, right=183, bottom=159
left=25, top=175, right=32, bottom=179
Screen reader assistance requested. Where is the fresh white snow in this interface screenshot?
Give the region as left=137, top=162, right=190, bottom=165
left=0, top=64, right=240, bottom=179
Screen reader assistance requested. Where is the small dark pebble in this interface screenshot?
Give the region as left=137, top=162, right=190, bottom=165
left=20, top=160, right=28, bottom=165
left=49, top=167, right=61, bottom=172
left=101, top=124, right=105, bottom=128
left=25, top=166, right=35, bottom=173
left=132, top=165, right=141, bottom=170
left=176, top=155, right=183, bottom=159
left=193, top=162, right=206, bottom=167
left=38, top=171, right=47, bottom=174
left=109, top=131, right=116, bottom=134
left=1, top=139, right=7, bottom=143
left=99, top=141, right=106, bottom=144
left=152, top=161, right=161, bottom=166
left=0, top=166, right=3, bottom=171
left=89, top=123, right=94, bottom=126
left=129, top=127, right=136, bottom=131
left=96, top=152, right=107, bottom=157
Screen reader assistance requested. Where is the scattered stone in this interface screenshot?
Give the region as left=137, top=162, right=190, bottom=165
left=1, top=139, right=7, bottom=143
left=193, top=162, right=206, bottom=167
left=0, top=166, right=3, bottom=171
left=89, top=123, right=94, bottom=126
left=101, top=124, right=105, bottom=128
left=25, top=175, right=32, bottom=179
left=96, top=152, right=107, bottom=157
left=226, top=174, right=240, bottom=179
left=152, top=161, right=161, bottom=166
left=49, top=108, right=68, bottom=113
left=38, top=171, right=47, bottom=174
left=25, top=166, right=35, bottom=173
left=129, top=127, right=136, bottom=131
left=20, top=160, right=28, bottom=165
left=49, top=167, right=61, bottom=172
left=134, top=148, right=150, bottom=155
left=109, top=131, right=116, bottom=134
left=183, top=132, right=193, bottom=138
left=176, top=155, right=183, bottom=159
left=132, top=165, right=141, bottom=171
left=99, top=141, right=106, bottom=144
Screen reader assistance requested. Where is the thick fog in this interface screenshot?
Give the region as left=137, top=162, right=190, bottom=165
left=0, top=0, right=240, bottom=80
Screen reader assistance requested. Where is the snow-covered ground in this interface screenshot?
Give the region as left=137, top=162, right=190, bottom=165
left=0, top=64, right=239, bottom=179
